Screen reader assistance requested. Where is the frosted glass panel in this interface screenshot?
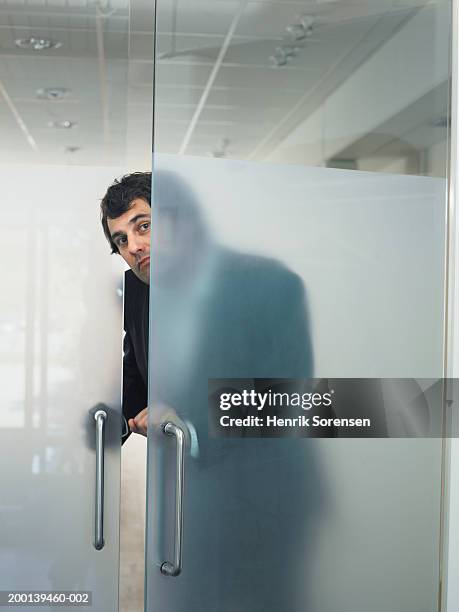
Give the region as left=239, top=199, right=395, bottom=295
left=147, top=0, right=450, bottom=610
left=0, top=167, right=123, bottom=611
left=152, top=155, right=446, bottom=378
left=146, top=155, right=445, bottom=612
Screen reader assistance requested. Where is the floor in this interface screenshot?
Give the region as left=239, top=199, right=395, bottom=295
left=119, top=434, right=147, bottom=612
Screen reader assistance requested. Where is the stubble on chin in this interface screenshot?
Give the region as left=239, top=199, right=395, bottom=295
left=133, top=266, right=150, bottom=285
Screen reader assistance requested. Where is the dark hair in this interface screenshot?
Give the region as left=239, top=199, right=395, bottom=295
left=100, top=172, right=152, bottom=254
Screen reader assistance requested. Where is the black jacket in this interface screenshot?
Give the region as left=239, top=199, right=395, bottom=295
left=122, top=270, right=149, bottom=443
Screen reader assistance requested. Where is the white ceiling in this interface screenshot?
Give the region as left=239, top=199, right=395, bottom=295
left=150, top=0, right=449, bottom=163
left=0, top=0, right=133, bottom=165
left=0, top=0, right=450, bottom=168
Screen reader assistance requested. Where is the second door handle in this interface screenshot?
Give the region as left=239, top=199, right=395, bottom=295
left=161, top=421, right=185, bottom=577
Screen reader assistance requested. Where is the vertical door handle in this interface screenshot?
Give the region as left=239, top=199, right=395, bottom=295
left=94, top=409, right=107, bottom=551
left=161, top=422, right=185, bottom=577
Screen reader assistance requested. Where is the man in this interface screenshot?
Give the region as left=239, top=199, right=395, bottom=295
left=100, top=172, right=151, bottom=441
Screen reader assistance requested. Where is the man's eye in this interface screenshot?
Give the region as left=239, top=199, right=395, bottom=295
left=116, top=236, right=127, bottom=247
left=139, top=222, right=151, bottom=232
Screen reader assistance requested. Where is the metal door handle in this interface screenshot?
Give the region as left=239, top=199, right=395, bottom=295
left=94, top=409, right=107, bottom=551
left=161, top=422, right=185, bottom=577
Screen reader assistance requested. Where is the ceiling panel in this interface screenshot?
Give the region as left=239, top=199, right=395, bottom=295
left=154, top=84, right=206, bottom=106
left=213, top=63, right=320, bottom=90
left=185, top=129, right=266, bottom=157
left=156, top=33, right=224, bottom=63
left=199, top=104, right=282, bottom=124
left=154, top=120, right=187, bottom=151
left=206, top=85, right=301, bottom=107
left=175, top=0, right=240, bottom=36
left=155, top=103, right=198, bottom=123
left=0, top=55, right=127, bottom=94
left=193, top=118, right=273, bottom=140
left=155, top=62, right=213, bottom=88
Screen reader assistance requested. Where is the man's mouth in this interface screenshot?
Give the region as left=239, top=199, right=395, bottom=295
left=138, top=256, right=150, bottom=269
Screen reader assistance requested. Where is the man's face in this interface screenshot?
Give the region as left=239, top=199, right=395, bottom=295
left=107, top=198, right=151, bottom=284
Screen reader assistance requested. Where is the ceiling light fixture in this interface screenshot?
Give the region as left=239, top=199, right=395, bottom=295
left=209, top=138, right=230, bottom=158
left=286, top=24, right=307, bottom=42
left=15, top=37, right=62, bottom=51
left=271, top=14, right=315, bottom=67
left=270, top=45, right=298, bottom=67
left=270, top=54, right=287, bottom=67
left=286, top=15, right=315, bottom=42
left=37, top=87, right=69, bottom=101
left=300, top=15, right=315, bottom=32
left=48, top=120, right=77, bottom=129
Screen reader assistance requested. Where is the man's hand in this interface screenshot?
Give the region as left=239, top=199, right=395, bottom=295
left=128, top=405, right=191, bottom=448
left=128, top=408, right=148, bottom=436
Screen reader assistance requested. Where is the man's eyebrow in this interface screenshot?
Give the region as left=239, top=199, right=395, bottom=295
left=110, top=213, right=151, bottom=240
left=128, top=213, right=151, bottom=225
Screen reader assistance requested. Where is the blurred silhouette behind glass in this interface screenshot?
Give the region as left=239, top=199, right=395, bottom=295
left=147, top=1, right=450, bottom=610
left=146, top=154, right=447, bottom=612
left=148, top=169, right=322, bottom=611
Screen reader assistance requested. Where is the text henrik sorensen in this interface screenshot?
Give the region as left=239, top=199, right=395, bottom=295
left=219, top=415, right=372, bottom=428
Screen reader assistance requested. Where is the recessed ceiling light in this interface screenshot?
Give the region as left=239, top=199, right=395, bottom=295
left=15, top=37, right=62, bottom=51
left=286, top=15, right=315, bottom=42
left=270, top=45, right=298, bottom=67
left=270, top=54, right=288, bottom=67
left=299, top=15, right=315, bottom=31
left=286, top=24, right=307, bottom=42
left=209, top=138, right=230, bottom=158
left=36, top=87, right=69, bottom=101
left=48, top=120, right=77, bottom=129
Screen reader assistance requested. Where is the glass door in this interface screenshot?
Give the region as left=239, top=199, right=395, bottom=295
left=0, top=0, right=136, bottom=606
left=147, top=1, right=451, bottom=610
left=0, top=166, right=124, bottom=611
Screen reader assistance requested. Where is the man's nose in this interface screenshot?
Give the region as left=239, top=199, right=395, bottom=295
left=128, top=235, right=144, bottom=256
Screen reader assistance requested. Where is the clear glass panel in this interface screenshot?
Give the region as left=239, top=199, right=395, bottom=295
left=147, top=1, right=451, bottom=611
left=154, top=0, right=450, bottom=176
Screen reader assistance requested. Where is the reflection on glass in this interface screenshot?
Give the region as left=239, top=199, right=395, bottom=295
left=1, top=225, right=27, bottom=427
left=155, top=0, right=450, bottom=177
